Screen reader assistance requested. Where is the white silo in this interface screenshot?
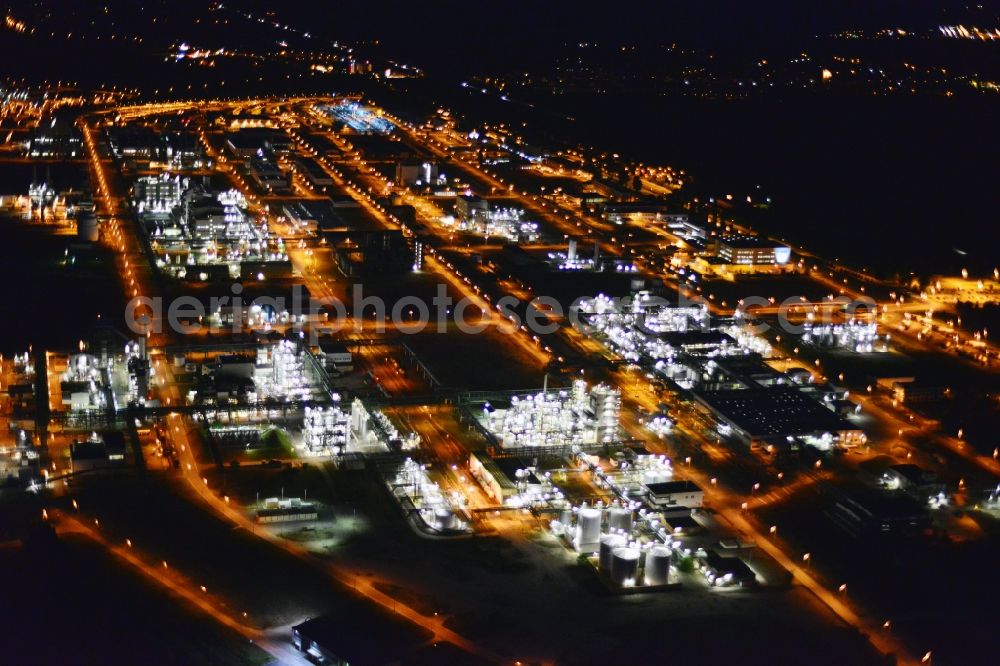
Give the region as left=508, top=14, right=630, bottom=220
left=644, top=545, right=672, bottom=585
left=434, top=508, right=456, bottom=531
left=77, top=213, right=98, bottom=242
left=610, top=547, right=641, bottom=585
left=560, top=508, right=573, bottom=527
left=608, top=506, right=633, bottom=533
left=599, top=533, right=627, bottom=571
left=575, top=507, right=601, bottom=550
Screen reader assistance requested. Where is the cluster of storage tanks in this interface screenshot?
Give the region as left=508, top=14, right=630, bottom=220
left=550, top=500, right=674, bottom=587
left=597, top=536, right=673, bottom=586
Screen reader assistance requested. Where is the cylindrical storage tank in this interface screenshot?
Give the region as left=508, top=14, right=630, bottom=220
left=610, top=547, right=641, bottom=585
left=77, top=213, right=98, bottom=242
left=608, top=507, right=633, bottom=533
left=575, top=508, right=601, bottom=549
left=644, top=546, right=672, bottom=585
left=599, top=533, right=627, bottom=571
left=560, top=508, right=573, bottom=527
left=550, top=520, right=565, bottom=537
left=434, top=508, right=456, bottom=531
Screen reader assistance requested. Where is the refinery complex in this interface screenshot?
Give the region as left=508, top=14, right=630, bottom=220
left=2, top=3, right=999, bottom=665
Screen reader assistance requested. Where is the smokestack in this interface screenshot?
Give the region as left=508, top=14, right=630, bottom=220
left=568, top=238, right=577, bottom=262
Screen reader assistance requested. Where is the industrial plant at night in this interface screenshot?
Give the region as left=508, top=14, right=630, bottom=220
left=0, top=2, right=997, bottom=665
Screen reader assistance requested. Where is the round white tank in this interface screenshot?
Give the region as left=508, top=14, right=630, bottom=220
left=77, top=214, right=98, bottom=242
left=644, top=545, right=672, bottom=585
left=575, top=508, right=601, bottom=549
left=434, top=508, right=456, bottom=531
left=610, top=547, right=641, bottom=585
left=599, top=533, right=627, bottom=571
left=560, top=508, right=573, bottom=527
left=608, top=507, right=633, bottom=533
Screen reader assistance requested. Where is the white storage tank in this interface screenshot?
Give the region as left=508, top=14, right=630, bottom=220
left=434, top=508, right=456, bottom=531
left=644, top=545, right=672, bottom=585
left=608, top=506, right=633, bottom=533
left=560, top=508, right=573, bottom=528
left=599, top=533, right=627, bottom=571
left=610, top=547, right=641, bottom=585
left=77, top=213, right=98, bottom=242
left=575, top=508, right=601, bottom=550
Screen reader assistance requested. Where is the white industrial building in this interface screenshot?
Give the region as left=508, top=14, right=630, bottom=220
left=644, top=479, right=704, bottom=510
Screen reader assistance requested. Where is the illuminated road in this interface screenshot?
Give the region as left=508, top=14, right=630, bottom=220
left=157, top=388, right=499, bottom=662
left=54, top=512, right=310, bottom=666
left=858, top=393, right=1000, bottom=480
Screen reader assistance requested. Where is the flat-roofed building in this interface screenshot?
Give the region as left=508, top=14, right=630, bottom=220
left=455, top=194, right=489, bottom=224
left=665, top=213, right=707, bottom=242
left=709, top=233, right=791, bottom=268
left=255, top=498, right=318, bottom=523
left=697, top=550, right=758, bottom=587
left=651, top=330, right=740, bottom=357
left=317, top=338, right=354, bottom=373
left=280, top=198, right=354, bottom=233
left=693, top=386, right=864, bottom=447
left=601, top=201, right=670, bottom=225
left=294, top=156, right=334, bottom=190
left=644, top=479, right=704, bottom=509
left=70, top=432, right=126, bottom=473
left=107, top=126, right=158, bottom=158
left=292, top=602, right=435, bottom=666
left=225, top=128, right=291, bottom=158
left=396, top=160, right=439, bottom=187
left=248, top=157, right=289, bottom=193
left=828, top=487, right=930, bottom=536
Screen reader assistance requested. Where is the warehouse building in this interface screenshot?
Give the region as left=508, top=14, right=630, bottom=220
left=693, top=386, right=864, bottom=448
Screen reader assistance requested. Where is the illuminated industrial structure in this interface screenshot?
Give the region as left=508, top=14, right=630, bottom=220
left=547, top=239, right=637, bottom=272
left=802, top=320, right=885, bottom=353
left=133, top=177, right=289, bottom=281
left=254, top=341, right=325, bottom=402
left=389, top=458, right=470, bottom=534
left=314, top=101, right=394, bottom=134
left=577, top=291, right=710, bottom=363
left=302, top=395, right=418, bottom=456
left=478, top=380, right=622, bottom=448
left=446, top=195, right=539, bottom=243
left=60, top=353, right=111, bottom=413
